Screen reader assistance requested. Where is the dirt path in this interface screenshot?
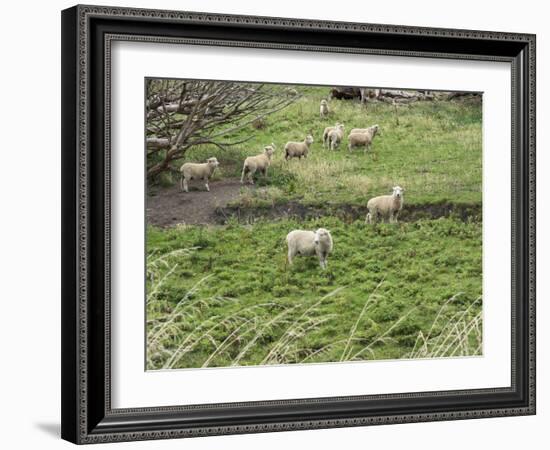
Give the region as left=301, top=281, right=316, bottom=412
left=147, top=180, right=248, bottom=227
left=148, top=181, right=482, bottom=228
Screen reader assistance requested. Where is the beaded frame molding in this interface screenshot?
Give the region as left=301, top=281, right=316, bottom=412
left=61, top=4, right=536, bottom=444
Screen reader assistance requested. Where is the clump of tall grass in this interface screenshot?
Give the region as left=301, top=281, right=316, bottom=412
left=147, top=250, right=481, bottom=369
left=407, top=294, right=482, bottom=358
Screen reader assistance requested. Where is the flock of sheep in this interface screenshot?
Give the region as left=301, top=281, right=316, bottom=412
left=179, top=96, right=405, bottom=269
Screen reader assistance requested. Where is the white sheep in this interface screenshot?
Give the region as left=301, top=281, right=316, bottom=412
left=365, top=186, right=404, bottom=224
left=180, top=157, right=219, bottom=192
left=319, top=99, right=329, bottom=117
left=284, top=135, right=314, bottom=160
left=348, top=124, right=380, bottom=153
left=240, top=144, right=276, bottom=184
left=322, top=123, right=342, bottom=148
left=328, top=124, right=345, bottom=151
left=286, top=228, right=333, bottom=269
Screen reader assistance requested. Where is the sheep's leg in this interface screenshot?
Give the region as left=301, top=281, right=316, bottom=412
left=248, top=169, right=255, bottom=184
left=183, top=178, right=189, bottom=193
left=368, top=209, right=377, bottom=224
left=240, top=166, right=247, bottom=184
left=366, top=212, right=371, bottom=224
left=287, top=249, right=294, bottom=265
left=204, top=178, right=210, bottom=192
left=180, top=175, right=184, bottom=192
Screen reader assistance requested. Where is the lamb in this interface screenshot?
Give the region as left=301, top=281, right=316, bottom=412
left=365, top=186, right=404, bottom=224
left=284, top=135, right=314, bottom=160
left=322, top=123, right=342, bottom=148
left=328, top=124, right=345, bottom=151
left=240, top=144, right=276, bottom=184
left=348, top=124, right=380, bottom=153
left=180, top=157, right=219, bottom=192
left=286, top=228, right=333, bottom=269
left=319, top=99, right=329, bottom=117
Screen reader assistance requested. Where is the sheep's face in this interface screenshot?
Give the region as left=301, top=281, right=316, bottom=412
left=337, top=124, right=345, bottom=131
left=320, top=100, right=328, bottom=106
left=392, top=186, right=404, bottom=198
left=371, top=124, right=380, bottom=136
left=207, top=157, right=220, bottom=168
left=314, top=228, right=330, bottom=245
left=305, top=135, right=314, bottom=145
left=264, top=146, right=275, bottom=157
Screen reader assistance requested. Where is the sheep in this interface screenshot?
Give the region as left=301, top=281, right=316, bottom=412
left=240, top=144, right=276, bottom=184
left=322, top=123, right=341, bottom=148
left=359, top=88, right=381, bottom=105
left=180, top=157, right=219, bottom=192
left=284, top=135, right=314, bottom=160
left=328, top=124, right=345, bottom=151
left=286, top=228, right=333, bottom=269
left=348, top=124, right=380, bottom=153
left=365, top=186, right=405, bottom=224
left=319, top=99, right=329, bottom=117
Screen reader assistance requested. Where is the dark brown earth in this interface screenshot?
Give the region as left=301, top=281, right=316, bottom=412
left=147, top=181, right=481, bottom=228
left=217, top=202, right=482, bottom=225
left=146, top=180, right=250, bottom=227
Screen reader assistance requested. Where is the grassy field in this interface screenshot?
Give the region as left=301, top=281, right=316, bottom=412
left=159, top=85, right=482, bottom=207
left=146, top=84, right=483, bottom=370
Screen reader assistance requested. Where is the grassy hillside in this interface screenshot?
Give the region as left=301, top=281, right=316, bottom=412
left=146, top=84, right=483, bottom=370
left=147, top=216, right=482, bottom=369
left=162, top=85, right=482, bottom=207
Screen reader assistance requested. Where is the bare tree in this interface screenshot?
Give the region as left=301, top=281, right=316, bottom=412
left=146, top=79, right=299, bottom=179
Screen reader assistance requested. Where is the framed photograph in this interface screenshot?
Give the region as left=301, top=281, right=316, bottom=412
left=61, top=4, right=536, bottom=444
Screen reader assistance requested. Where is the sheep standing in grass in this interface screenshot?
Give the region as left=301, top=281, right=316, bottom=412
left=240, top=144, right=276, bottom=184
left=348, top=124, right=380, bottom=153
left=319, top=99, right=329, bottom=117
left=284, top=135, right=314, bottom=160
left=180, top=157, right=219, bottom=192
left=365, top=186, right=404, bottom=224
left=328, top=124, right=346, bottom=151
left=286, top=228, right=333, bottom=269
left=322, top=123, right=342, bottom=148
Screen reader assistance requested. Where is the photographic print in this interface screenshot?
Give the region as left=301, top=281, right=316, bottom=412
left=145, top=79, right=483, bottom=370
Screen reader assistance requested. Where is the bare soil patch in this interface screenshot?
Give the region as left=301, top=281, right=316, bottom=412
left=146, top=180, right=249, bottom=227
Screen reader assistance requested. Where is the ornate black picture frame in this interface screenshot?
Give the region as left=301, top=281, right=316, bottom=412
left=61, top=4, right=536, bottom=444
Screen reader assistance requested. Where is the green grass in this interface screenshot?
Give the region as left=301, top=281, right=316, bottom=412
left=171, top=85, right=482, bottom=207
left=146, top=216, right=482, bottom=369
left=146, top=84, right=483, bottom=369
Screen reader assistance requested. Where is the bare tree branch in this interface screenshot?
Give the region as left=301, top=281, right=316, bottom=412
left=146, top=80, right=299, bottom=179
